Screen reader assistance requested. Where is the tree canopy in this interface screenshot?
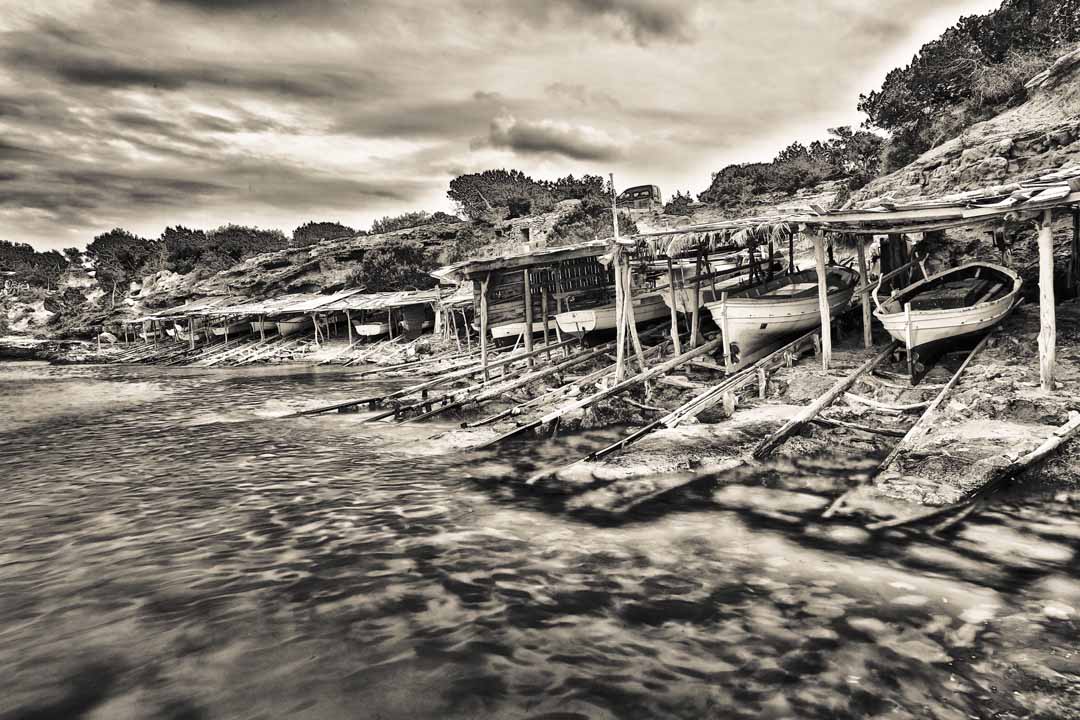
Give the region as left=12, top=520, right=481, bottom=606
left=292, top=221, right=356, bottom=247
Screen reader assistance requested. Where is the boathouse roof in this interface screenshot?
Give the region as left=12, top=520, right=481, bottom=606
left=433, top=240, right=608, bottom=283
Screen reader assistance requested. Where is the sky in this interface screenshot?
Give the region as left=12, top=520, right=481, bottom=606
left=0, top=0, right=1003, bottom=250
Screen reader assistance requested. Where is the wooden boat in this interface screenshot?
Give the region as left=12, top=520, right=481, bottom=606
left=704, top=266, right=859, bottom=367
left=210, top=320, right=251, bottom=338
left=874, top=262, right=1021, bottom=384
left=555, top=292, right=669, bottom=335
left=353, top=321, right=390, bottom=337
left=249, top=319, right=276, bottom=335
left=275, top=315, right=314, bottom=337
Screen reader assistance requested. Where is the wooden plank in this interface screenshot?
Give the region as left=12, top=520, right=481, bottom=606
left=751, top=341, right=898, bottom=460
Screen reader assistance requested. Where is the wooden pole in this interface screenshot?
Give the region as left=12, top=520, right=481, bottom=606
left=690, top=243, right=703, bottom=348
left=541, top=285, right=551, bottom=360
left=614, top=250, right=626, bottom=380
left=346, top=309, right=353, bottom=345
left=259, top=314, right=266, bottom=342
left=622, top=261, right=648, bottom=373
left=188, top=317, right=195, bottom=351
left=751, top=341, right=898, bottom=460
left=522, top=269, right=534, bottom=369
left=665, top=256, right=683, bottom=356
left=787, top=227, right=795, bottom=274
left=719, top=291, right=732, bottom=371
left=480, top=275, right=490, bottom=382
left=1071, top=207, right=1080, bottom=296
left=811, top=231, right=832, bottom=370
left=855, top=235, right=872, bottom=349
left=1038, top=209, right=1056, bottom=392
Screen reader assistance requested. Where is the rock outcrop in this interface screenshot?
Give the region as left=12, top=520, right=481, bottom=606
left=852, top=46, right=1080, bottom=207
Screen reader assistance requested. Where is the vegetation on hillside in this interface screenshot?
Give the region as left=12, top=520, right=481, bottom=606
left=698, top=126, right=884, bottom=208
left=860, top=0, right=1079, bottom=170
left=0, top=241, right=73, bottom=289
left=447, top=171, right=605, bottom=221
left=370, top=211, right=461, bottom=235
left=292, top=221, right=357, bottom=247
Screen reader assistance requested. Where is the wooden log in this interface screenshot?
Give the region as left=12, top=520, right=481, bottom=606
left=844, top=393, right=930, bottom=413
left=480, top=274, right=490, bottom=382
left=865, top=411, right=1080, bottom=532
left=475, top=334, right=724, bottom=449
left=1038, top=209, right=1056, bottom=391
left=812, top=230, right=831, bottom=370
left=856, top=235, right=872, bottom=348
left=346, top=309, right=353, bottom=345
left=874, top=328, right=995, bottom=475
left=666, top=256, right=683, bottom=356
left=523, top=269, right=534, bottom=369
left=751, top=341, right=898, bottom=459
left=188, top=317, right=195, bottom=351
left=812, top=417, right=907, bottom=437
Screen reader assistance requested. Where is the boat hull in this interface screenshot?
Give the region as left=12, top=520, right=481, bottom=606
left=353, top=322, right=390, bottom=337
left=555, top=293, right=668, bottom=335
left=276, top=316, right=314, bottom=337
left=249, top=319, right=277, bottom=335
left=490, top=320, right=553, bottom=341
left=211, top=321, right=250, bottom=338
left=704, top=267, right=859, bottom=367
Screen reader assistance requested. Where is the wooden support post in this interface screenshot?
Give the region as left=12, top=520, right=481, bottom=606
left=523, top=269, right=534, bottom=369
left=614, top=250, right=626, bottom=380
left=787, top=227, right=795, bottom=274
left=720, top=292, right=732, bottom=371
left=224, top=317, right=229, bottom=344
left=666, top=256, right=683, bottom=355
left=855, top=235, right=872, bottom=349
left=811, top=231, right=831, bottom=370
left=1070, top=206, right=1080, bottom=296
left=188, top=317, right=195, bottom=351
left=387, top=309, right=394, bottom=340
left=346, top=310, right=353, bottom=345
left=690, top=243, right=703, bottom=348
left=622, top=261, right=648, bottom=373
left=480, top=275, right=490, bottom=382
left=541, top=285, right=551, bottom=360
left=1038, top=209, right=1056, bottom=392
left=259, top=314, right=266, bottom=342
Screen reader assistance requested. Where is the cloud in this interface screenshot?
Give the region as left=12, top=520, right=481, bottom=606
left=480, top=114, right=625, bottom=161
left=544, top=82, right=622, bottom=110
left=491, top=0, right=700, bottom=44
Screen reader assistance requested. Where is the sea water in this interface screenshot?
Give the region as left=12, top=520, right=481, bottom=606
left=0, top=361, right=1077, bottom=719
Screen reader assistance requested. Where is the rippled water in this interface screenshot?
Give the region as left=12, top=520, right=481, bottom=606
left=1, top=361, right=1077, bottom=720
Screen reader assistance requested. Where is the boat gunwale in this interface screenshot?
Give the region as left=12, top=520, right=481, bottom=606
left=873, top=261, right=1022, bottom=321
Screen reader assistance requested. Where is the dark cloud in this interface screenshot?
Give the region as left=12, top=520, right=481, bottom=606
left=2, top=32, right=375, bottom=99
left=332, top=92, right=508, bottom=139
left=481, top=114, right=624, bottom=161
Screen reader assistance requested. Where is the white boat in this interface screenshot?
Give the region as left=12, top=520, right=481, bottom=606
left=555, top=292, right=669, bottom=335
left=353, top=321, right=390, bottom=337
left=490, top=319, right=554, bottom=341
left=874, top=262, right=1021, bottom=383
left=275, top=315, right=314, bottom=337
left=210, top=320, right=251, bottom=338
left=704, top=267, right=859, bottom=367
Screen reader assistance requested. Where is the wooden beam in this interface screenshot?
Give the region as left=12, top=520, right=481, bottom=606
left=855, top=235, right=872, bottom=348
left=811, top=231, right=832, bottom=369
left=690, top=243, right=703, bottom=348
left=614, top=250, right=626, bottom=380
left=751, top=341, right=898, bottom=459
left=1038, top=208, right=1056, bottom=392
left=188, top=317, right=195, bottom=351
left=522, top=269, right=534, bottom=369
